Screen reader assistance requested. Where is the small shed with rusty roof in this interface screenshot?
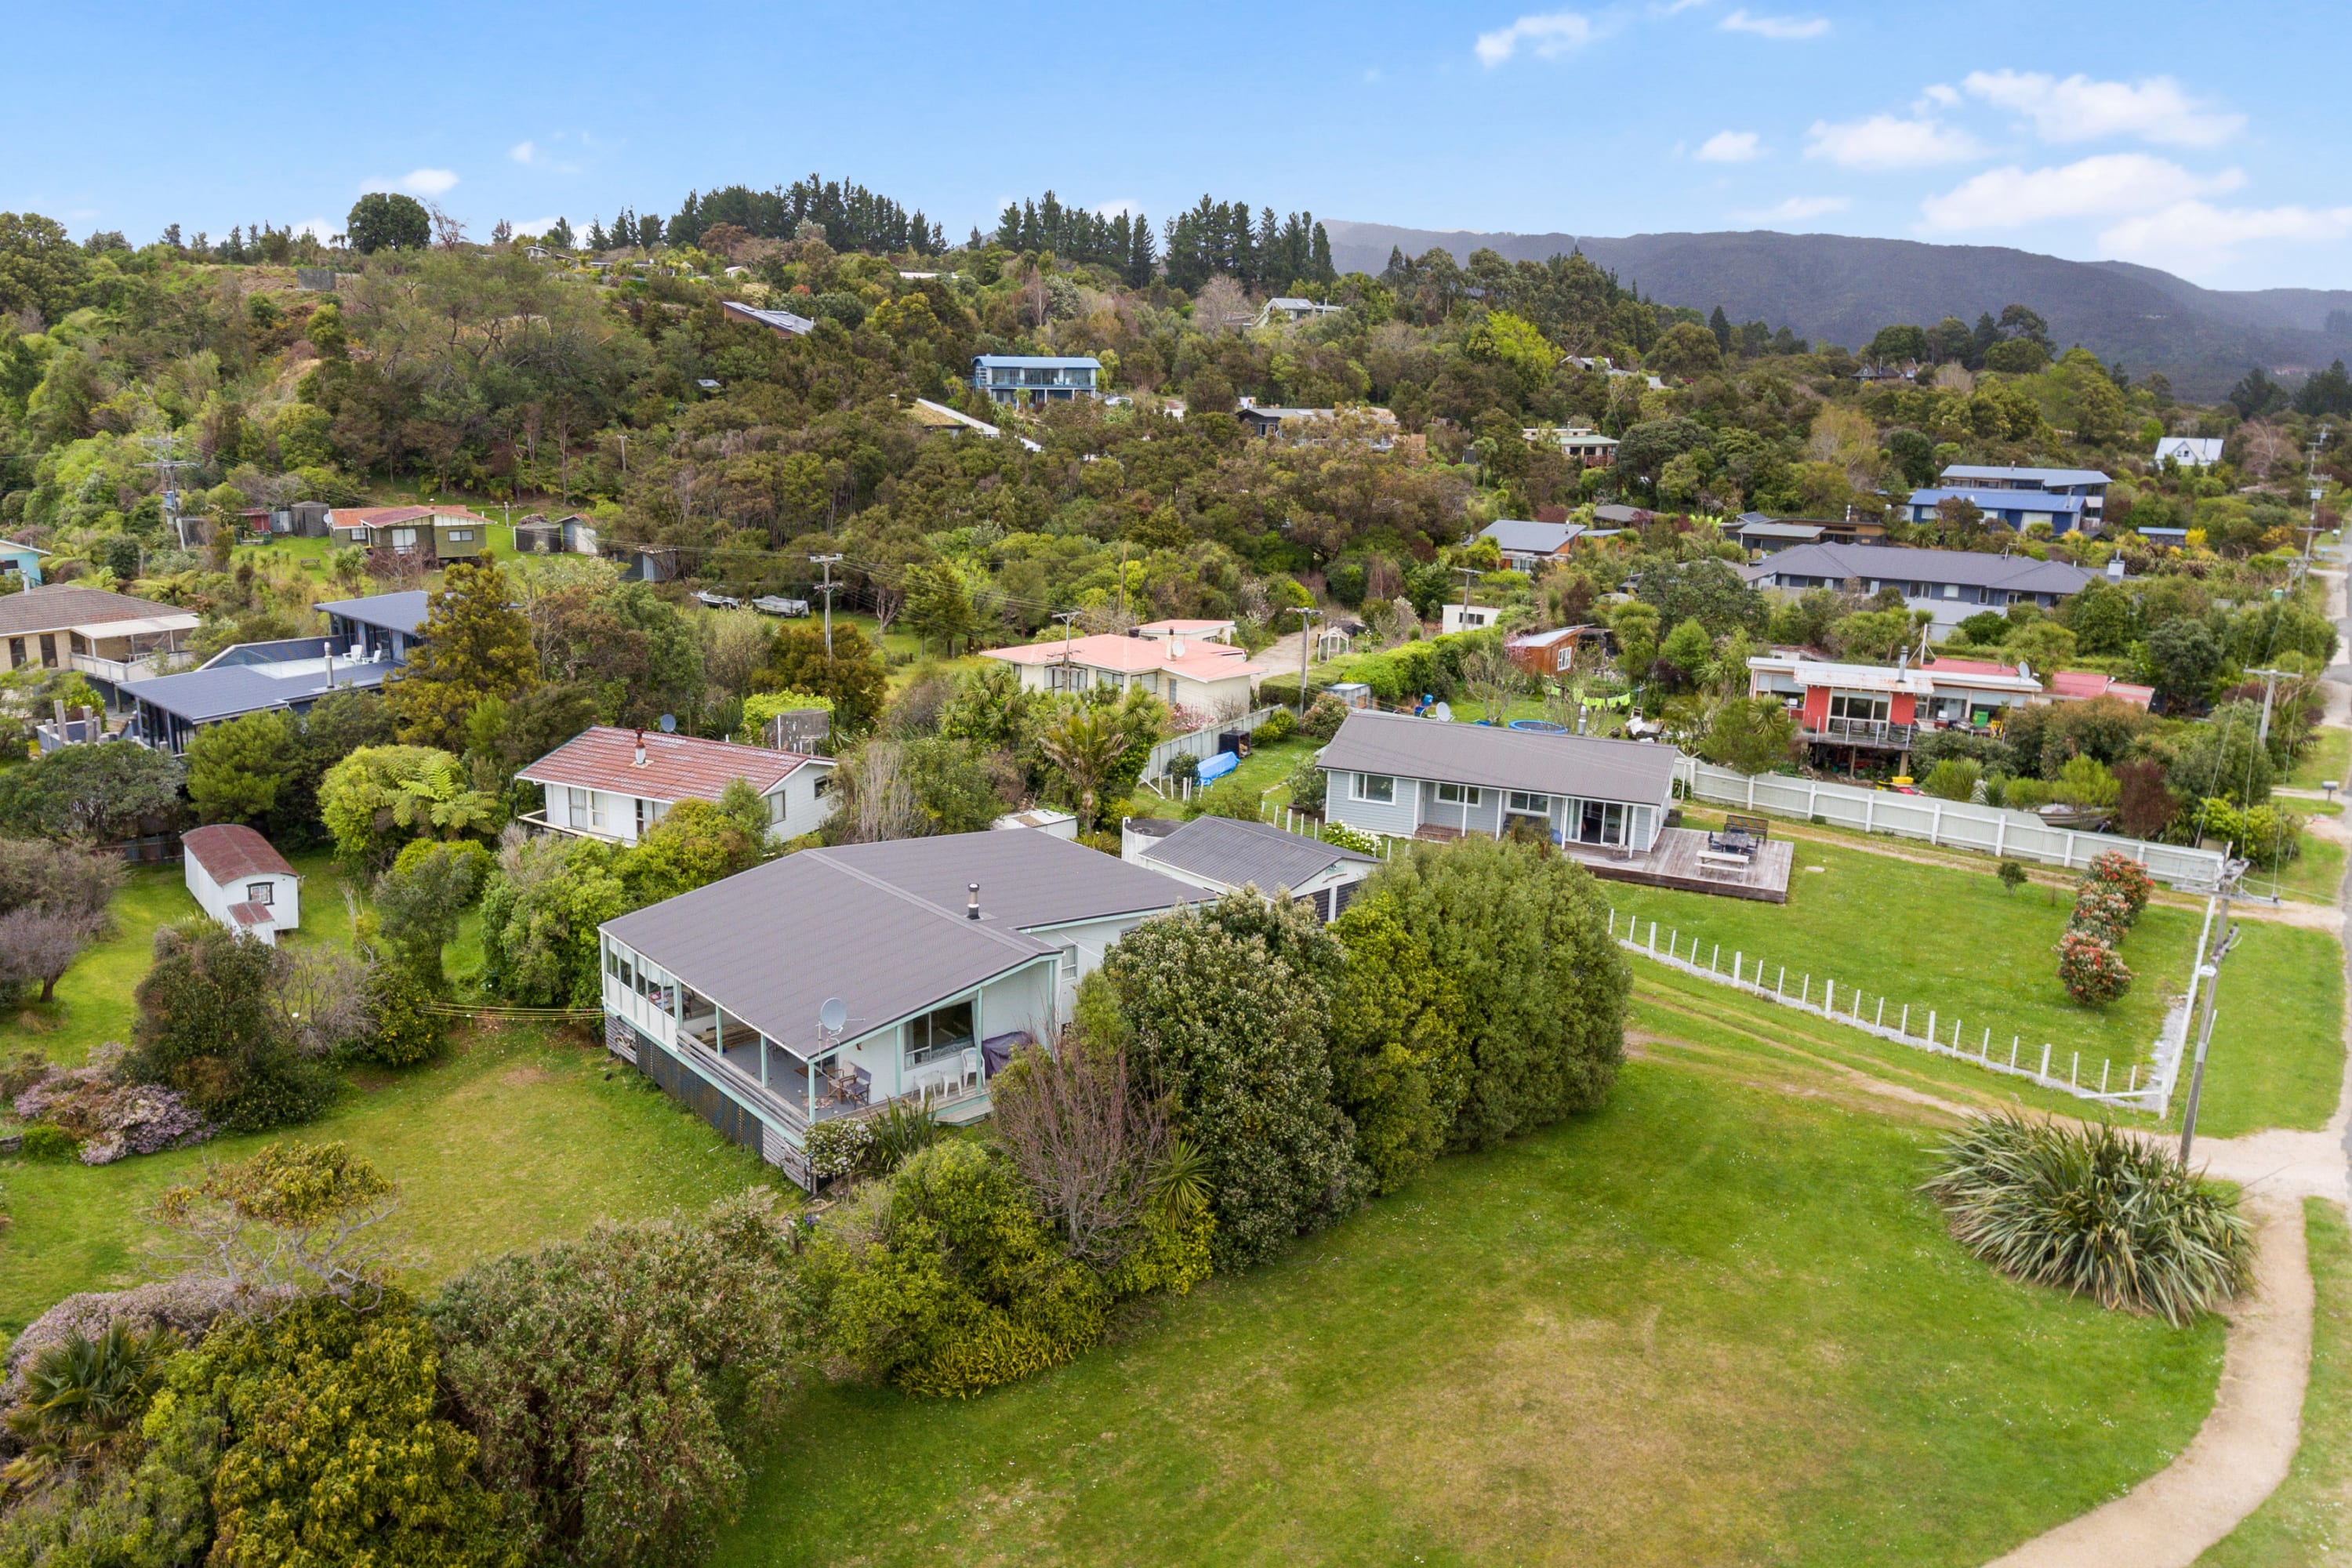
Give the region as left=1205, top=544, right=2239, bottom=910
left=182, top=824, right=301, bottom=944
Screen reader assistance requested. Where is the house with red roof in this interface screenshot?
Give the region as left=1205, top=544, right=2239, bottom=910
left=182, top=825, right=300, bottom=944
left=2045, top=670, right=2155, bottom=710
left=516, top=726, right=836, bottom=845
left=981, top=628, right=1268, bottom=726
left=325, top=504, right=492, bottom=565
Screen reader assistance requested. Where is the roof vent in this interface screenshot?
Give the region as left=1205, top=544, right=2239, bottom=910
left=633, top=730, right=648, bottom=768
left=967, top=882, right=982, bottom=920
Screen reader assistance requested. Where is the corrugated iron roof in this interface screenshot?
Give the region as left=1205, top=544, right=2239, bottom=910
left=1141, top=816, right=1374, bottom=893
left=516, top=726, right=819, bottom=802
left=183, top=824, right=297, bottom=882
left=1318, top=710, right=1681, bottom=804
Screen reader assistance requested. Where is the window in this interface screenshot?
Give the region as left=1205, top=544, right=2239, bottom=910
left=1576, top=800, right=1626, bottom=846
left=38, top=634, right=56, bottom=669
left=245, top=881, right=274, bottom=906
left=1058, top=943, right=1079, bottom=981
left=1096, top=670, right=1120, bottom=690
left=906, top=999, right=975, bottom=1067
left=1828, top=692, right=1890, bottom=723
left=1507, top=790, right=1550, bottom=815
left=767, top=790, right=786, bottom=824
left=813, top=773, right=834, bottom=798
left=1352, top=773, right=1396, bottom=804
left=1435, top=782, right=1482, bottom=805
left=390, top=528, right=418, bottom=550
left=6, top=638, right=21, bottom=667
left=445, top=529, right=474, bottom=542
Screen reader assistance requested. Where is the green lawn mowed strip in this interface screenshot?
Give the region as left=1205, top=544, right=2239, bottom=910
left=2165, top=917, right=2346, bottom=1138
left=2241, top=831, right=2346, bottom=906
left=0, top=1025, right=775, bottom=1338
left=2284, top=724, right=2351, bottom=792
left=1602, top=834, right=2192, bottom=1073
left=717, top=1062, right=2221, bottom=1568
left=2198, top=1199, right=2352, bottom=1567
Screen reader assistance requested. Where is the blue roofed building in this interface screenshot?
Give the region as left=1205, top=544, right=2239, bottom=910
left=971, top=355, right=1102, bottom=406
left=120, top=590, right=427, bottom=754
left=1905, top=488, right=2091, bottom=534
left=1935, top=464, right=2111, bottom=525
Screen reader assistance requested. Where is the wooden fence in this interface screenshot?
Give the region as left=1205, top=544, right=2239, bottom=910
left=1607, top=906, right=2188, bottom=1116
left=1672, top=759, right=2228, bottom=891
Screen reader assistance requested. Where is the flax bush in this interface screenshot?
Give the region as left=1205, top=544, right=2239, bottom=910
left=1923, top=1112, right=2253, bottom=1326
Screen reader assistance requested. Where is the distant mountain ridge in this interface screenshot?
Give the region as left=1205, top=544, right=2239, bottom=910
left=1321, top=221, right=2352, bottom=401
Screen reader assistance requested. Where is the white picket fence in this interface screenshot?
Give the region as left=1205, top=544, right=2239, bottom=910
left=1144, top=706, right=1287, bottom=784
left=1672, top=759, right=2228, bottom=892
left=1608, top=906, right=2190, bottom=1115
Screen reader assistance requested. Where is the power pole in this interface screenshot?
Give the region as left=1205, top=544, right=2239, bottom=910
left=1051, top=608, right=1080, bottom=693
left=138, top=432, right=195, bottom=550
left=2246, top=666, right=2294, bottom=746
left=808, top=554, right=843, bottom=655
left=2178, top=861, right=2245, bottom=1165
left=1294, top=608, right=1323, bottom=718
left=1454, top=565, right=1483, bottom=612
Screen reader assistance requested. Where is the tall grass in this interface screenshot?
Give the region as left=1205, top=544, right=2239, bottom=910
left=1922, top=1113, right=2253, bottom=1327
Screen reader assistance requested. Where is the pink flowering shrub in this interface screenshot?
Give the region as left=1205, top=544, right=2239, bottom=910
left=2056, top=930, right=2134, bottom=1004
left=2083, top=851, right=2155, bottom=920
left=8, top=1042, right=212, bottom=1164
left=2067, top=884, right=2136, bottom=946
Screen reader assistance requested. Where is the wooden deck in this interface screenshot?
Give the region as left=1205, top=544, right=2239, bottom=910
left=1558, top=826, right=1794, bottom=903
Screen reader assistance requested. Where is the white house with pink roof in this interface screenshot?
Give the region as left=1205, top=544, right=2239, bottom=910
left=982, top=624, right=1265, bottom=724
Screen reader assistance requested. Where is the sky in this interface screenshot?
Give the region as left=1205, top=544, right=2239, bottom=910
left=5, top=0, right=2349, bottom=292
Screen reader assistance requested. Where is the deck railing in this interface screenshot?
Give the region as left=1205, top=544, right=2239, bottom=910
left=1800, top=715, right=1915, bottom=747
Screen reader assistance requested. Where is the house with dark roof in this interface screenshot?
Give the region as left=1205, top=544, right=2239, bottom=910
left=1318, top=709, right=1679, bottom=853
left=1730, top=515, right=1824, bottom=555
left=1740, top=542, right=2095, bottom=637
left=182, top=824, right=300, bottom=944
left=1477, top=517, right=1584, bottom=572
left=0, top=585, right=200, bottom=692
left=119, top=589, right=422, bottom=753
left=515, top=726, right=836, bottom=845
left=1120, top=814, right=1378, bottom=923
left=597, top=830, right=1196, bottom=1185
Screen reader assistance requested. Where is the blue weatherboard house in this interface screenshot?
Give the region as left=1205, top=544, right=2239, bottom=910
left=0, top=540, right=48, bottom=586
left=1905, top=488, right=2089, bottom=534
left=971, top=355, right=1102, bottom=406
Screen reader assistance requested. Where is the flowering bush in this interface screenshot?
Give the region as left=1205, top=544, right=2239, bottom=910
left=1301, top=691, right=1350, bottom=742
left=2056, top=930, right=2134, bottom=1004
left=2067, top=884, right=2136, bottom=946
left=1322, top=821, right=1382, bottom=855
left=806, top=1116, right=875, bottom=1181
left=2083, top=851, right=2156, bottom=920
left=7, top=1042, right=213, bottom=1164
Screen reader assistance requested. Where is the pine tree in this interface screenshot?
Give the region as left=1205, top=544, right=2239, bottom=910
left=391, top=561, right=539, bottom=750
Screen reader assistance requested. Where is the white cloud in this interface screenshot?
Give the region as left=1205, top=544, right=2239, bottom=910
left=1093, top=198, right=1144, bottom=219
left=1919, top=154, right=2243, bottom=231
left=293, top=218, right=336, bottom=241
left=1805, top=115, right=1982, bottom=169
left=1744, top=195, right=1850, bottom=223
left=1695, top=129, right=1764, bottom=162
left=1917, top=82, right=1962, bottom=110
left=2100, top=201, right=2352, bottom=278
left=360, top=169, right=459, bottom=198
left=1719, top=9, right=1828, bottom=38
left=511, top=217, right=568, bottom=238
left=1655, top=0, right=1708, bottom=12
left=510, top=140, right=538, bottom=165
left=1962, top=70, right=2243, bottom=148
left=1475, top=10, right=1599, bottom=66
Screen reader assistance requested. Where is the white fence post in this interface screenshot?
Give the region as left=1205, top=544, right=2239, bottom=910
left=2039, top=1044, right=2053, bottom=1080
left=1927, top=1008, right=1936, bottom=1044
left=1900, top=1004, right=1909, bottom=1036
left=1825, top=979, right=1835, bottom=1014
left=1875, top=998, right=1885, bottom=1028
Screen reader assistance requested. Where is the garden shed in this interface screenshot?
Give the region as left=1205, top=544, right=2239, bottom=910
left=181, top=824, right=301, bottom=945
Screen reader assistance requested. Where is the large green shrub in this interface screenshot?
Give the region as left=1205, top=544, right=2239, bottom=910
left=128, top=924, right=332, bottom=1134
left=808, top=1140, right=1109, bottom=1396
left=477, top=834, right=627, bottom=1007
left=1923, top=1112, right=2252, bottom=1325
left=141, top=1291, right=511, bottom=1567
left=428, top=1191, right=800, bottom=1568
left=1099, top=893, right=1361, bottom=1269
left=358, top=962, right=450, bottom=1067
left=1327, top=900, right=1467, bottom=1194
left=1353, top=838, right=1628, bottom=1149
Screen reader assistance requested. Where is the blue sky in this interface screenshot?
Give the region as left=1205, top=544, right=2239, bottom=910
left=6, top=0, right=2347, bottom=290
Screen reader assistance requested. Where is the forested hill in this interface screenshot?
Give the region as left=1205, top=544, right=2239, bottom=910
left=1323, top=222, right=2352, bottom=400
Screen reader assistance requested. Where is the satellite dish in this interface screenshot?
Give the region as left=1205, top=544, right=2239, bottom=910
left=658, top=713, right=677, bottom=733
left=819, top=997, right=848, bottom=1035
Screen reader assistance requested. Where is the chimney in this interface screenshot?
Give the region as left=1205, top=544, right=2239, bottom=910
left=2106, top=555, right=2125, bottom=583
left=633, top=730, right=648, bottom=768
left=967, top=883, right=981, bottom=920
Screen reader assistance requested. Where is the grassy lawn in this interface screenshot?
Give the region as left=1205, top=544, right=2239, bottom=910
left=2198, top=1200, right=2352, bottom=1567
left=1601, top=833, right=2198, bottom=1074
left=2165, top=917, right=2347, bottom=1140
left=717, top=1061, right=2223, bottom=1568
left=2285, top=725, right=2352, bottom=792
left=2244, top=831, right=2346, bottom=907
left=0, top=1024, right=777, bottom=1339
